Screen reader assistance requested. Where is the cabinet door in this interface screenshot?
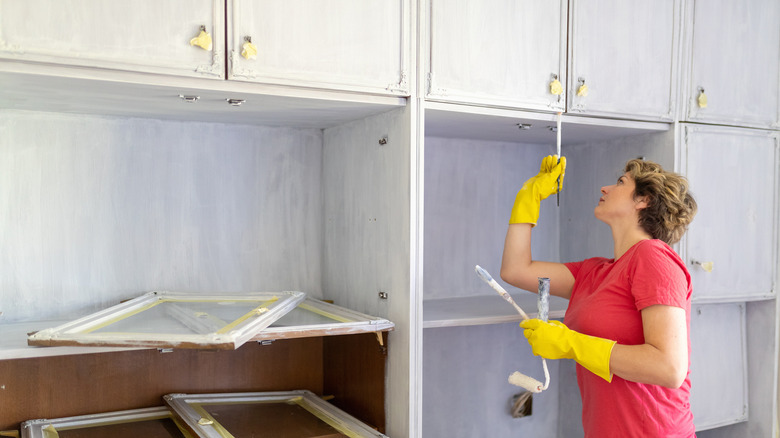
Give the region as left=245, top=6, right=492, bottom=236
left=680, top=125, right=779, bottom=301
left=689, top=303, right=748, bottom=430
left=684, top=0, right=780, bottom=129
left=425, top=0, right=567, bottom=111
left=228, top=0, right=409, bottom=95
left=0, top=0, right=224, bottom=79
left=568, top=0, right=680, bottom=121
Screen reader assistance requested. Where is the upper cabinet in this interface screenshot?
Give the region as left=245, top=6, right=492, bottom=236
left=679, top=124, right=779, bottom=302
left=568, top=0, right=681, bottom=121
left=0, top=0, right=225, bottom=79
left=683, top=0, right=780, bottom=129
left=424, top=0, right=567, bottom=112
left=228, top=0, right=410, bottom=95
left=0, top=0, right=410, bottom=96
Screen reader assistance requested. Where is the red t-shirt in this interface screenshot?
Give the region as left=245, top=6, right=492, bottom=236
left=564, top=239, right=696, bottom=438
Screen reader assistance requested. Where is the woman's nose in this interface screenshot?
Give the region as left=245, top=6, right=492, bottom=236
left=600, top=186, right=609, bottom=194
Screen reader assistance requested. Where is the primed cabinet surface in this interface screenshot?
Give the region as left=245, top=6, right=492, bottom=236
left=425, top=0, right=566, bottom=111
left=0, top=0, right=224, bottom=79
left=568, top=0, right=679, bottom=120
left=680, top=125, right=779, bottom=301
left=689, top=303, right=747, bottom=430
left=229, top=0, right=408, bottom=95
left=684, top=0, right=780, bottom=128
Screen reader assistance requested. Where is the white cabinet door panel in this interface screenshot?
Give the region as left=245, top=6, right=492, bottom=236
left=681, top=125, right=779, bottom=301
left=689, top=303, right=748, bottom=430
left=425, top=0, right=567, bottom=111
left=684, top=0, right=780, bottom=128
left=229, top=0, right=408, bottom=95
left=569, top=0, right=680, bottom=120
left=0, top=0, right=224, bottom=79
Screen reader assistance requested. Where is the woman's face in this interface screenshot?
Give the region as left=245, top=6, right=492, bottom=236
left=594, top=172, right=646, bottom=224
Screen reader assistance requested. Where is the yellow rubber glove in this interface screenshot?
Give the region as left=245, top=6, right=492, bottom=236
left=509, top=155, right=566, bottom=225
left=520, top=319, right=616, bottom=382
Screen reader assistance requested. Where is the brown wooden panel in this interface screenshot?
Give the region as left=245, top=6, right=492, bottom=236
left=0, top=338, right=323, bottom=430
left=323, top=332, right=387, bottom=434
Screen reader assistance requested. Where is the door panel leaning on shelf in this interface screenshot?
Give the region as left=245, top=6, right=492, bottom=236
left=0, top=0, right=225, bottom=79
left=568, top=0, right=681, bottom=121
left=683, top=0, right=780, bottom=129
left=679, top=125, right=779, bottom=301
left=424, top=0, right=567, bottom=111
left=228, top=0, right=410, bottom=95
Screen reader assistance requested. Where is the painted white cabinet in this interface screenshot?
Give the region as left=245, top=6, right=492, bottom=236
left=228, top=0, right=410, bottom=95
left=683, top=0, right=780, bottom=129
left=0, top=0, right=225, bottom=79
left=424, top=0, right=567, bottom=111
left=689, top=303, right=748, bottom=430
left=568, top=0, right=681, bottom=121
left=679, top=124, right=779, bottom=302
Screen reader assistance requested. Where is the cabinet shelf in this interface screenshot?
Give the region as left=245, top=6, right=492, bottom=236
left=0, top=62, right=405, bottom=128
left=423, top=292, right=568, bottom=329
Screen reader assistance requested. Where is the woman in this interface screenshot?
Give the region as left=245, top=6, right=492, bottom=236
left=501, top=156, right=697, bottom=437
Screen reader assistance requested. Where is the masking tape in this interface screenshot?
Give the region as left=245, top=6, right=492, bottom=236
left=216, top=298, right=278, bottom=334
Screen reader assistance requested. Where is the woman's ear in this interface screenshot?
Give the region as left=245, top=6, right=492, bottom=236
left=634, top=195, right=649, bottom=210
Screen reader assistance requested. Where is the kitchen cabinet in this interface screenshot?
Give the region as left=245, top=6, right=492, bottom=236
left=678, top=124, right=779, bottom=302
left=423, top=0, right=567, bottom=111
left=0, top=0, right=225, bottom=79
left=0, top=0, right=410, bottom=96
left=568, top=0, right=681, bottom=121
left=228, top=0, right=410, bottom=95
left=682, top=0, right=780, bottom=129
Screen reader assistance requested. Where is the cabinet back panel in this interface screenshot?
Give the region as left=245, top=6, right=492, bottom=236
left=0, top=110, right=324, bottom=323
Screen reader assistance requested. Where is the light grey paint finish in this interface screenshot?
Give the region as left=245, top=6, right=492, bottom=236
left=422, top=137, right=559, bottom=300
left=559, top=130, right=675, bottom=263
left=696, top=300, right=778, bottom=437
left=423, top=323, right=560, bottom=438
left=556, top=360, right=584, bottom=438
left=568, top=0, right=680, bottom=121
left=229, top=0, right=409, bottom=95
left=426, top=0, right=567, bottom=112
left=0, top=110, right=323, bottom=323
left=684, top=0, right=780, bottom=128
left=0, top=68, right=404, bottom=129
left=0, top=0, right=224, bottom=78
left=322, top=106, right=412, bottom=438
left=423, top=102, right=671, bottom=146
left=680, top=125, right=778, bottom=301
left=690, top=303, right=748, bottom=430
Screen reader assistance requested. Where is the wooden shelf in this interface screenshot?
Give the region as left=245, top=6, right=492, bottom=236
left=0, top=320, right=141, bottom=360
left=423, top=293, right=568, bottom=329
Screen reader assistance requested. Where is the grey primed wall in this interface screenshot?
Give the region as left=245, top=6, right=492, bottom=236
left=0, top=110, right=323, bottom=323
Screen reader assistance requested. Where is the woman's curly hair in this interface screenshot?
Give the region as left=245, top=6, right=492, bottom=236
left=624, top=159, right=697, bottom=245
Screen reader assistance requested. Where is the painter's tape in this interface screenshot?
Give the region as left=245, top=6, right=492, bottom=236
left=216, top=298, right=278, bottom=334
left=190, top=404, right=235, bottom=438
left=293, top=398, right=364, bottom=438
left=298, top=302, right=352, bottom=323
left=41, top=425, right=58, bottom=438
left=81, top=299, right=167, bottom=334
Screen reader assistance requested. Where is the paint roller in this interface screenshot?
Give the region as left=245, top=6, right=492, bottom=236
left=474, top=265, right=550, bottom=393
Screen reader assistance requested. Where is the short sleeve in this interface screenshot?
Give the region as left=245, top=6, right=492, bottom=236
left=629, top=241, right=691, bottom=311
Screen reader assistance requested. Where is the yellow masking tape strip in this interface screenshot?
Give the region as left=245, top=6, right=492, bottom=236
left=0, top=430, right=21, bottom=437
left=41, top=425, right=58, bottom=438
left=190, top=404, right=234, bottom=438
left=298, top=302, right=352, bottom=323
left=294, top=398, right=363, bottom=438
left=81, top=299, right=167, bottom=334
left=216, top=298, right=278, bottom=334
